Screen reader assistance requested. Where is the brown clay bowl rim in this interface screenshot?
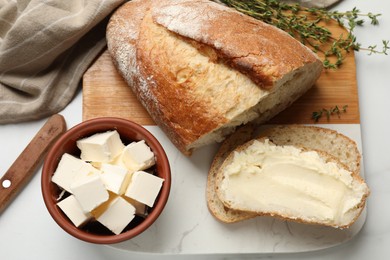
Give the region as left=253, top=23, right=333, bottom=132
left=41, top=117, right=171, bottom=244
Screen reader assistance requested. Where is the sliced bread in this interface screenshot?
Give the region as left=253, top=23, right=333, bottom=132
left=207, top=125, right=368, bottom=228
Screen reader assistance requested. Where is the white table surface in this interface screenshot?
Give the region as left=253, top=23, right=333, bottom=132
left=1, top=0, right=390, bottom=259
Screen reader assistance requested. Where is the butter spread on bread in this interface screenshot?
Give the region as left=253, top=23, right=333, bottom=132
left=207, top=125, right=368, bottom=225
left=106, top=0, right=323, bottom=155
left=214, top=131, right=369, bottom=228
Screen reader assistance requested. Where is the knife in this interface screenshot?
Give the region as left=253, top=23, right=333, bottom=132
left=0, top=114, right=67, bottom=214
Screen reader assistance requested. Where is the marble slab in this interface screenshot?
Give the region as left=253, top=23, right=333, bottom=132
left=109, top=124, right=366, bottom=255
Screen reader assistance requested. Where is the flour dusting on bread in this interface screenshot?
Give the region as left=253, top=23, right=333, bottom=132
left=106, top=0, right=323, bottom=155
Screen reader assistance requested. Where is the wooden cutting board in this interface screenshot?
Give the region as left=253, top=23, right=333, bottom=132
left=82, top=36, right=359, bottom=125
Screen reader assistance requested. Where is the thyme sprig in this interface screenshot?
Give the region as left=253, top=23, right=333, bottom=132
left=312, top=105, right=348, bottom=122
left=219, top=0, right=389, bottom=69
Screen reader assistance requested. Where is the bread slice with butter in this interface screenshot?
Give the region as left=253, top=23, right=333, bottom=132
left=207, top=125, right=369, bottom=228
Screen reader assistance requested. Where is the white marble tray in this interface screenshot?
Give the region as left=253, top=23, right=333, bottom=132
left=109, top=124, right=366, bottom=255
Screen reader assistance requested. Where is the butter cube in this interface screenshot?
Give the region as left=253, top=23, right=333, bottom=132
left=77, top=130, right=125, bottom=163
left=125, top=171, right=164, bottom=207
left=120, top=140, right=155, bottom=171
left=100, top=163, right=132, bottom=195
left=90, top=161, right=102, bottom=170
left=91, top=191, right=117, bottom=218
left=124, top=197, right=148, bottom=216
left=97, top=196, right=136, bottom=235
left=71, top=174, right=109, bottom=212
left=57, top=195, right=92, bottom=227
left=52, top=153, right=100, bottom=193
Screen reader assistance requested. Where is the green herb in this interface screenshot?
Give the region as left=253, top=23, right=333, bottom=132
left=312, top=105, right=348, bottom=122
left=219, top=0, right=389, bottom=69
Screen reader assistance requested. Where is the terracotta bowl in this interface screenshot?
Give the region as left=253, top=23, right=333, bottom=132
left=41, top=117, right=171, bottom=244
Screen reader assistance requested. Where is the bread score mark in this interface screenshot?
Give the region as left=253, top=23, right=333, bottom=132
left=107, top=0, right=323, bottom=155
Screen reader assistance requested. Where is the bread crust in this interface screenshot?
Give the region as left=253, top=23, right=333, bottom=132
left=151, top=0, right=320, bottom=89
left=257, top=125, right=361, bottom=173
left=107, top=0, right=323, bottom=155
left=207, top=125, right=369, bottom=228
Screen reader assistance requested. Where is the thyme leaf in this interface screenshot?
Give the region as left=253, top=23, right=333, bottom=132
left=218, top=0, right=389, bottom=69
left=312, top=105, right=348, bottom=122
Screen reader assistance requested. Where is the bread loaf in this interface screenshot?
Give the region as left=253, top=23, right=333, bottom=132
left=207, top=125, right=367, bottom=225
left=106, top=0, right=323, bottom=155
left=209, top=125, right=369, bottom=228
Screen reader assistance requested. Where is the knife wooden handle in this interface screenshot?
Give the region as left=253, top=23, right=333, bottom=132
left=0, top=114, right=67, bottom=214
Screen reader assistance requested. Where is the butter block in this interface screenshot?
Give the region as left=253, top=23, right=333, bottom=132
left=100, top=163, right=132, bottom=195
left=71, top=174, right=109, bottom=212
left=77, top=130, right=125, bottom=163
left=52, top=153, right=100, bottom=193
left=57, top=195, right=92, bottom=227
left=125, top=171, right=164, bottom=207
left=97, top=196, right=136, bottom=235
left=120, top=140, right=155, bottom=171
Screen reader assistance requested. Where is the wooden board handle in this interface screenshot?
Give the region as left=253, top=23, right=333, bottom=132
left=0, top=114, right=67, bottom=214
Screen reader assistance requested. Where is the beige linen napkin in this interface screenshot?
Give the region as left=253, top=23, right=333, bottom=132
left=0, top=0, right=124, bottom=124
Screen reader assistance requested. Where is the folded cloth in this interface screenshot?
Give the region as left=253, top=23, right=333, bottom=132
left=0, top=0, right=124, bottom=124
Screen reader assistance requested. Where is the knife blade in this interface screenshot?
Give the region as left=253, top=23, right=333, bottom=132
left=0, top=114, right=67, bottom=214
